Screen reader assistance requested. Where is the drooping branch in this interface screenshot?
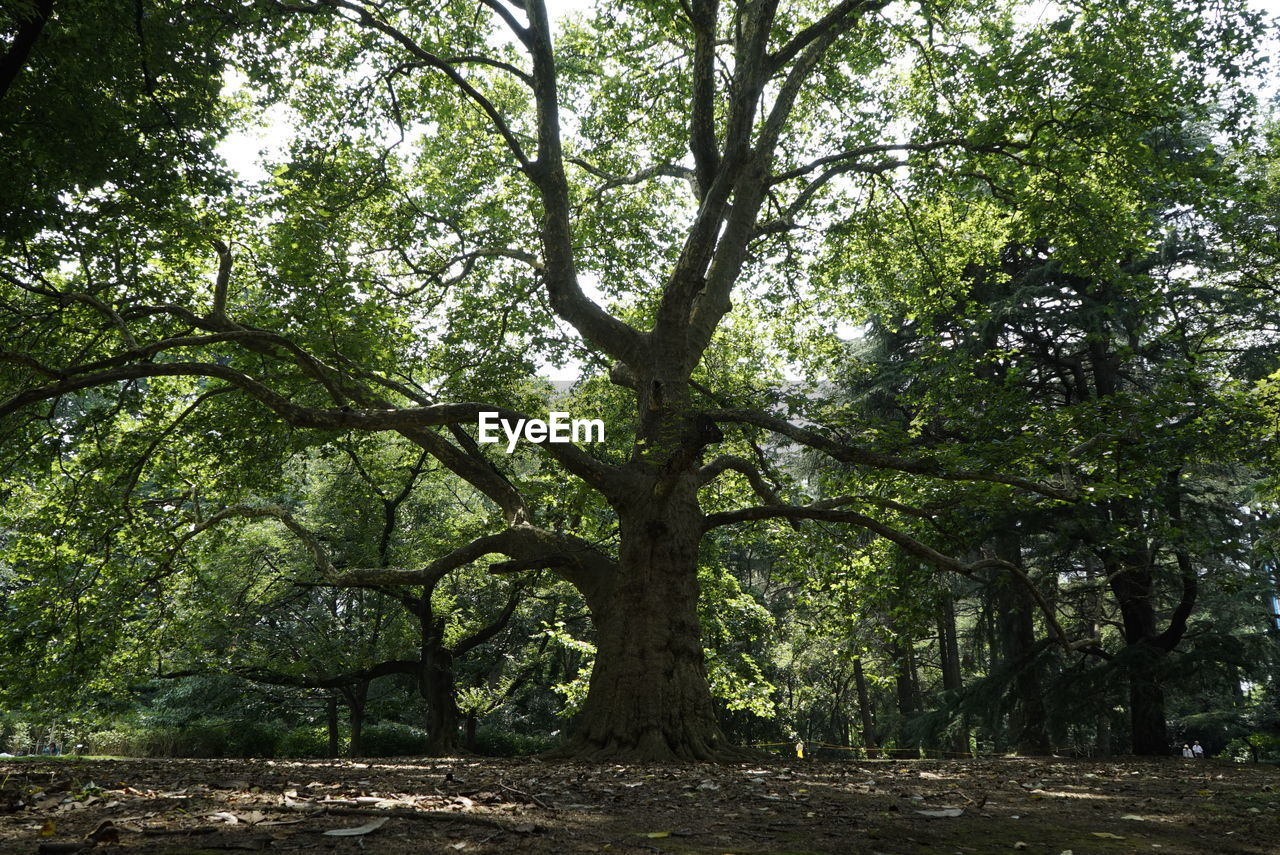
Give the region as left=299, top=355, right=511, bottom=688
left=433, top=54, right=534, bottom=86
left=117, top=387, right=232, bottom=505
left=697, top=454, right=784, bottom=505
left=0, top=356, right=623, bottom=499
left=1, top=268, right=139, bottom=350
left=769, top=139, right=993, bottom=184
left=3, top=260, right=542, bottom=521
left=761, top=135, right=1037, bottom=236
left=755, top=157, right=906, bottom=234
left=164, top=504, right=612, bottom=617
left=451, top=579, right=525, bottom=657
left=0, top=361, right=330, bottom=428
left=703, top=500, right=974, bottom=571
left=570, top=159, right=698, bottom=206
left=235, top=658, right=420, bottom=691
left=335, top=523, right=617, bottom=607
left=707, top=407, right=1078, bottom=500
left=703, top=499, right=1081, bottom=652
left=336, top=530, right=523, bottom=587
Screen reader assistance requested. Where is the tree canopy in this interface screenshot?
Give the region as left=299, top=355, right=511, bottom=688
left=2, top=0, right=1278, bottom=762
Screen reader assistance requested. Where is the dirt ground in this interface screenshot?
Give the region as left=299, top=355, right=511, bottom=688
left=1, top=755, right=1276, bottom=854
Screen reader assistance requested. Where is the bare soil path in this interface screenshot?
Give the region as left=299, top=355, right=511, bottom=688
left=2, top=756, right=1275, bottom=854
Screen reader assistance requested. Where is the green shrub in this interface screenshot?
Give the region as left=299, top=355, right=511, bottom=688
left=226, top=720, right=286, bottom=757
left=5, top=722, right=33, bottom=755
left=359, top=722, right=431, bottom=757
left=121, top=719, right=286, bottom=758
left=472, top=726, right=557, bottom=757
left=144, top=723, right=227, bottom=757
left=87, top=727, right=145, bottom=757
left=280, top=726, right=331, bottom=758
left=1226, top=732, right=1280, bottom=763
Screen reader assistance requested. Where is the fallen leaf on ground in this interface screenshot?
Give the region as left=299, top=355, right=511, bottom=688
left=322, top=817, right=388, bottom=836
left=916, top=807, right=964, bottom=818
left=86, top=820, right=119, bottom=844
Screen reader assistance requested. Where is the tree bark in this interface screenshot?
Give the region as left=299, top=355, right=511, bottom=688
left=893, top=637, right=918, bottom=749
left=555, top=482, right=733, bottom=761
left=344, top=683, right=368, bottom=757
left=421, top=641, right=460, bottom=755
left=1103, top=526, right=1172, bottom=756
left=1125, top=647, right=1168, bottom=756
left=937, top=597, right=968, bottom=755
left=0, top=0, right=52, bottom=103
left=992, top=531, right=1051, bottom=754
left=326, top=694, right=340, bottom=758
left=1096, top=711, right=1112, bottom=757
left=853, top=656, right=878, bottom=756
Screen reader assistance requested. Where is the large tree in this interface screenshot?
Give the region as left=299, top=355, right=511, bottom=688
left=0, top=0, right=1266, bottom=759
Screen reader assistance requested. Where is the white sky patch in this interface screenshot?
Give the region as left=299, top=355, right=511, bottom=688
left=217, top=68, right=297, bottom=184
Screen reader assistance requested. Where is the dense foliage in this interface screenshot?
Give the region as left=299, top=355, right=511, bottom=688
left=2, top=0, right=1279, bottom=761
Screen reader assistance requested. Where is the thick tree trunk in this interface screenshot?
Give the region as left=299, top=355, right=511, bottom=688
left=558, top=485, right=734, bottom=761
left=992, top=531, right=1051, bottom=754
left=1124, top=642, right=1170, bottom=756
left=1108, top=566, right=1175, bottom=756
left=938, top=601, right=963, bottom=693
left=422, top=644, right=459, bottom=755
left=346, top=682, right=368, bottom=757
left=0, top=0, right=52, bottom=102
left=1107, top=539, right=1171, bottom=756
left=349, top=712, right=363, bottom=757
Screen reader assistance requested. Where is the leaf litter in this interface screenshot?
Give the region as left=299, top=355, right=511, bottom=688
left=0, top=756, right=1276, bottom=853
